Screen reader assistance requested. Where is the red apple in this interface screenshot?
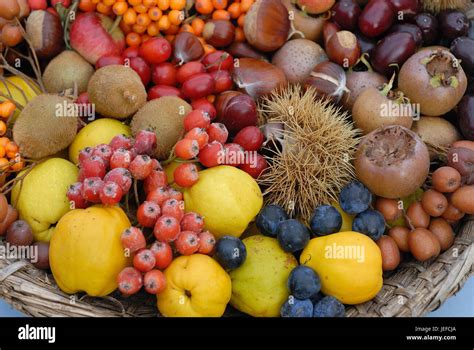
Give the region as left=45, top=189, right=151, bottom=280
left=70, top=12, right=125, bottom=64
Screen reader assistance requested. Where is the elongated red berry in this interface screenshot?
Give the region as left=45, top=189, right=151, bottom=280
left=184, top=109, right=211, bottom=131
left=137, top=201, right=161, bottom=228
left=175, top=139, right=200, bottom=160
left=129, top=154, right=154, bottom=180
left=100, top=181, right=123, bottom=205
left=121, top=226, right=146, bottom=253
left=207, top=123, right=228, bottom=144
left=181, top=212, right=204, bottom=232
left=185, top=128, right=209, bottom=149
left=154, top=215, right=181, bottom=242
left=199, top=141, right=224, bottom=168
left=144, top=170, right=168, bottom=193
left=144, top=269, right=166, bottom=294
left=173, top=163, right=199, bottom=187
left=117, top=267, right=143, bottom=296
left=175, top=231, right=200, bottom=255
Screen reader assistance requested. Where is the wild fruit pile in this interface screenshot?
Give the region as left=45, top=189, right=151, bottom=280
left=0, top=0, right=473, bottom=319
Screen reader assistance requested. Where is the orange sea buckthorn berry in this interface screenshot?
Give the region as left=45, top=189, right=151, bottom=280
left=158, top=15, right=171, bottom=30
left=123, top=8, right=138, bottom=24
left=195, top=0, right=213, bottom=14
left=212, top=0, right=227, bottom=10
left=128, top=0, right=142, bottom=6
left=212, top=9, right=230, bottom=20
left=179, top=23, right=194, bottom=34
left=165, top=34, right=175, bottom=43
left=133, top=23, right=147, bottom=33
left=142, top=34, right=151, bottom=42
left=113, top=1, right=128, bottom=15
left=191, top=17, right=205, bottom=36
left=126, top=32, right=142, bottom=46
left=0, top=146, right=5, bottom=158
left=0, top=137, right=9, bottom=148
left=157, top=0, right=170, bottom=10
left=137, top=13, right=151, bottom=26
left=5, top=141, right=18, bottom=155
left=148, top=6, right=162, bottom=20
left=147, top=22, right=159, bottom=36
left=0, top=121, right=6, bottom=136
left=96, top=2, right=112, bottom=14
left=168, top=10, right=183, bottom=25
left=237, top=13, right=245, bottom=27
left=170, top=0, right=186, bottom=10
left=228, top=2, right=241, bottom=18
left=120, top=20, right=132, bottom=34
left=240, top=0, right=253, bottom=12
left=79, top=0, right=96, bottom=12
left=0, top=101, right=16, bottom=119
left=235, top=26, right=245, bottom=42
left=143, top=0, right=156, bottom=7
left=102, top=0, right=115, bottom=6
left=134, top=4, right=148, bottom=13
left=92, top=0, right=100, bottom=3
left=165, top=24, right=180, bottom=35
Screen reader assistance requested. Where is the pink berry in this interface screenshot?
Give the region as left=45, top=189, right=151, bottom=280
left=223, top=143, right=245, bottom=166
left=185, top=128, right=209, bottom=149
left=117, top=267, right=143, bottom=296
left=133, top=249, right=156, bottom=273
left=207, top=123, right=228, bottom=144
left=78, top=147, right=94, bottom=163
left=167, top=188, right=183, bottom=201
left=147, top=187, right=171, bottom=205
left=100, top=181, right=123, bottom=205
left=239, top=153, right=268, bottom=179
left=173, top=163, right=199, bottom=188
left=150, top=241, right=173, bottom=270
left=80, top=155, right=106, bottom=179
left=137, top=201, right=161, bottom=228
left=129, top=154, right=154, bottom=180
left=144, top=269, right=167, bottom=294
left=198, top=231, right=216, bottom=255
left=181, top=212, right=204, bottom=232
left=144, top=170, right=168, bottom=194
left=82, top=177, right=104, bottom=203
left=175, top=231, right=200, bottom=255
left=184, top=110, right=211, bottom=132
left=161, top=198, right=185, bottom=221
left=233, top=126, right=264, bottom=152
left=198, top=141, right=225, bottom=168
left=92, top=144, right=113, bottom=167
left=154, top=215, right=181, bottom=242
left=67, top=182, right=88, bottom=209
left=134, top=129, right=157, bottom=155
left=110, top=148, right=132, bottom=169
left=151, top=158, right=162, bottom=171
left=109, top=134, right=133, bottom=151
left=103, top=168, right=132, bottom=193
left=175, top=139, right=200, bottom=160
left=121, top=226, right=146, bottom=253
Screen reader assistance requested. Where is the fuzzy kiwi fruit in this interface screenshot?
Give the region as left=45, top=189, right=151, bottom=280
left=131, top=96, right=191, bottom=159
left=272, top=39, right=327, bottom=83
left=87, top=65, right=147, bottom=120
left=412, top=116, right=461, bottom=159
left=13, top=94, right=78, bottom=159
left=43, top=50, right=94, bottom=94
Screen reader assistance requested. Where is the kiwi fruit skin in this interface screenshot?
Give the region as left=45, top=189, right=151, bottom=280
left=87, top=65, right=147, bottom=120
left=42, top=50, right=94, bottom=94
left=131, top=96, right=191, bottom=160
left=13, top=94, right=78, bottom=159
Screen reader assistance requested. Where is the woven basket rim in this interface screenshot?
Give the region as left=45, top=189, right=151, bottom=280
left=0, top=217, right=473, bottom=317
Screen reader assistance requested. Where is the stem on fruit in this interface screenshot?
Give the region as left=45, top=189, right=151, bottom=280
left=287, top=21, right=305, bottom=40
left=352, top=53, right=373, bottom=73
left=133, top=179, right=139, bottom=208
left=108, top=16, right=122, bottom=35
left=380, top=73, right=396, bottom=97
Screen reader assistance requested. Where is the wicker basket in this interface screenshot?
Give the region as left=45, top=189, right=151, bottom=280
left=0, top=216, right=472, bottom=317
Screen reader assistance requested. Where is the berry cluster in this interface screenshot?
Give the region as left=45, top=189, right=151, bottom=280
left=172, top=108, right=267, bottom=187
left=67, top=130, right=158, bottom=208
left=117, top=206, right=216, bottom=296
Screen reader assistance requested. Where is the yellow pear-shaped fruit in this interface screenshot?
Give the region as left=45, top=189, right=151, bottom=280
left=230, top=235, right=298, bottom=317
left=157, top=254, right=231, bottom=317
left=11, top=158, right=78, bottom=242
left=50, top=206, right=131, bottom=297
left=184, top=166, right=263, bottom=239
left=300, top=231, right=383, bottom=305
left=69, top=118, right=131, bottom=164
